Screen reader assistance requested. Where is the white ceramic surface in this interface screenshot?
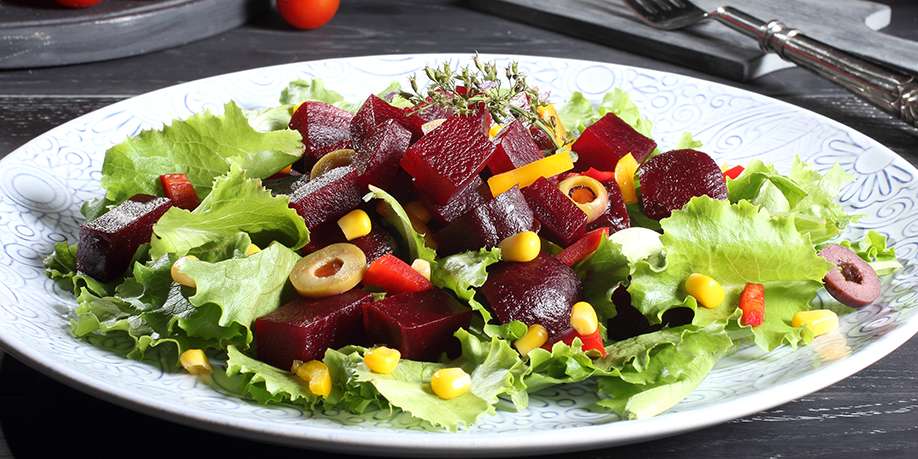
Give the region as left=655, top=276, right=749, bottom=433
left=0, top=54, right=916, bottom=457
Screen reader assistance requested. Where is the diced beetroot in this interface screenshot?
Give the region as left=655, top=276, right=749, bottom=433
left=423, top=176, right=489, bottom=225
left=521, top=177, right=588, bottom=246
left=587, top=178, right=630, bottom=233
left=400, top=112, right=495, bottom=205
left=637, top=149, right=727, bottom=220
left=254, top=290, right=372, bottom=369
left=350, top=224, right=398, bottom=263
left=435, top=186, right=539, bottom=255
left=303, top=219, right=397, bottom=263
left=529, top=125, right=556, bottom=151
left=288, top=166, right=363, bottom=230
left=480, top=254, right=580, bottom=336
left=487, top=120, right=544, bottom=174
left=77, top=194, right=172, bottom=282
left=571, top=113, right=656, bottom=170
left=288, top=101, right=353, bottom=168
left=354, top=119, right=412, bottom=191
left=351, top=95, right=422, bottom=152
left=363, top=289, right=472, bottom=361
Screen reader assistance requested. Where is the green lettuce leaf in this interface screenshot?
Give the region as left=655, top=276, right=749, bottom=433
left=835, top=230, right=902, bottom=276
left=245, top=105, right=296, bottom=132
left=44, top=242, right=113, bottom=297
left=364, top=185, right=437, bottom=263
left=727, top=158, right=856, bottom=244
left=628, top=197, right=832, bottom=350
left=150, top=166, right=310, bottom=258
left=558, top=89, right=654, bottom=138
left=573, top=237, right=631, bottom=321
left=223, top=345, right=317, bottom=405
left=595, top=323, right=732, bottom=419
left=101, top=102, right=303, bottom=203
left=279, top=79, right=354, bottom=110
left=431, top=248, right=501, bottom=322
left=525, top=338, right=601, bottom=393
left=674, top=132, right=703, bottom=150
left=178, top=242, right=300, bottom=346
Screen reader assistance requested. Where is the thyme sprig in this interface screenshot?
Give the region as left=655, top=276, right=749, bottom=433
left=399, top=55, right=560, bottom=147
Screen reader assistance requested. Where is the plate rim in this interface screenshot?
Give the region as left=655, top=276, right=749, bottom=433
left=1, top=52, right=917, bottom=457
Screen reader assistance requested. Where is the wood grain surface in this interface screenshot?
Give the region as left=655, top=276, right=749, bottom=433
left=1, top=1, right=917, bottom=457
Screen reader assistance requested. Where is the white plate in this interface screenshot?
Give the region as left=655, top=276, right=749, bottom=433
left=1, top=54, right=916, bottom=457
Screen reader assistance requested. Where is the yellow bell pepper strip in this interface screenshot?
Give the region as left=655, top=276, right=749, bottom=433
left=614, top=153, right=639, bottom=205
left=537, top=104, right=567, bottom=146
left=487, top=150, right=574, bottom=197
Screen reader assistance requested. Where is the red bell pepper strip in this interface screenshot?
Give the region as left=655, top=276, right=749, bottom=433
left=739, top=282, right=765, bottom=327
left=159, top=173, right=199, bottom=210
left=556, top=228, right=609, bottom=267
left=582, top=167, right=615, bottom=183
left=363, top=254, right=433, bottom=294
left=723, top=165, right=745, bottom=180
left=542, top=328, right=607, bottom=357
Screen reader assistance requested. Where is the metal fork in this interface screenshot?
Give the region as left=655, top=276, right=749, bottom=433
left=625, top=0, right=918, bottom=127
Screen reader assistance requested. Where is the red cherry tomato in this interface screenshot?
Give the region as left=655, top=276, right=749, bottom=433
left=277, top=0, right=340, bottom=30
left=56, top=0, right=102, bottom=7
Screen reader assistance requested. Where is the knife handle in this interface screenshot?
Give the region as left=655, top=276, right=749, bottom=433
left=710, top=6, right=918, bottom=127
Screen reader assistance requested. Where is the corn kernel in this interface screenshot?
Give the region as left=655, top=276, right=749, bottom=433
left=570, top=301, right=599, bottom=335
left=488, top=123, right=504, bottom=139
left=337, top=209, right=372, bottom=241
left=614, top=153, right=639, bottom=205
left=405, top=200, right=432, bottom=224
left=245, top=243, right=261, bottom=257
left=179, top=349, right=212, bottom=375
left=430, top=367, right=471, bottom=400
left=514, top=324, right=549, bottom=356
left=171, top=255, right=199, bottom=288
left=293, top=360, right=332, bottom=397
left=792, top=309, right=839, bottom=337
left=411, top=258, right=432, bottom=280
left=498, top=231, right=541, bottom=262
left=684, top=273, right=724, bottom=309
left=364, top=346, right=401, bottom=374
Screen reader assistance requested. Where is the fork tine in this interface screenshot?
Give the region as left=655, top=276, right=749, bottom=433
left=625, top=0, right=707, bottom=30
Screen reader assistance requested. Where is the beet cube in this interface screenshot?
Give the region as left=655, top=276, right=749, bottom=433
left=400, top=113, right=495, bottom=205
left=363, top=289, right=472, bottom=361
left=288, top=166, right=363, bottom=230
left=288, top=101, right=353, bottom=166
left=351, top=95, right=422, bottom=152
left=254, top=290, right=372, bottom=369
left=587, top=178, right=630, bottom=233
left=354, top=119, right=412, bottom=191
left=435, top=186, right=538, bottom=255
left=423, top=175, right=489, bottom=225
left=637, top=149, right=727, bottom=220
left=522, top=177, right=588, bottom=246
left=77, top=194, right=172, bottom=282
left=529, top=125, right=556, bottom=152
left=487, top=120, right=544, bottom=174
left=572, top=113, right=656, bottom=170
left=350, top=224, right=399, bottom=263
left=481, top=254, right=581, bottom=337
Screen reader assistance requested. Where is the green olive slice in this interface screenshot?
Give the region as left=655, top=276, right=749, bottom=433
left=558, top=175, right=609, bottom=223
left=289, top=243, right=366, bottom=298
left=310, top=148, right=356, bottom=179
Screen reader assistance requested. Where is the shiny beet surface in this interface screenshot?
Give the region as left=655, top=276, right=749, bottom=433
left=288, top=166, right=364, bottom=230
left=571, top=113, right=656, bottom=170
left=435, top=186, right=539, bottom=255
left=363, top=289, right=473, bottom=361
left=487, top=120, right=543, bottom=174
left=76, top=194, right=172, bottom=282
left=354, top=119, right=412, bottom=191
left=423, top=176, right=489, bottom=225
left=637, top=149, right=727, bottom=220
left=587, top=178, right=631, bottom=233
left=400, top=112, right=495, bottom=205
left=351, top=95, right=422, bottom=152
left=288, top=102, right=353, bottom=166
left=480, top=254, right=581, bottom=337
left=522, top=177, right=588, bottom=246
left=254, top=290, right=373, bottom=370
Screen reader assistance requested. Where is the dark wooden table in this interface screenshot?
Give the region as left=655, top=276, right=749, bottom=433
left=1, top=1, right=917, bottom=457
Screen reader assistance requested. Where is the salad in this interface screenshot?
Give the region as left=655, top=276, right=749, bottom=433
left=44, top=57, right=903, bottom=431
